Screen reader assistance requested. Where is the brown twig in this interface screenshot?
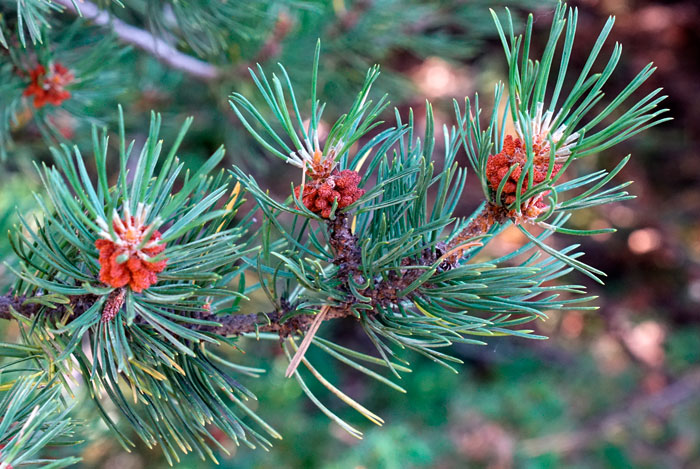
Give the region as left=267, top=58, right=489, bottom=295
left=52, top=0, right=221, bottom=80
left=328, top=212, right=363, bottom=282
left=0, top=205, right=505, bottom=338
left=445, top=202, right=509, bottom=265
left=0, top=291, right=349, bottom=336
left=0, top=293, right=99, bottom=322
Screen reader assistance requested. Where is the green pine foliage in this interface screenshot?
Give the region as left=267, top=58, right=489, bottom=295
left=0, top=0, right=668, bottom=465
left=0, top=17, right=126, bottom=157
left=0, top=0, right=543, bottom=161
left=8, top=109, right=279, bottom=464
left=459, top=5, right=669, bottom=232
left=0, top=350, right=81, bottom=468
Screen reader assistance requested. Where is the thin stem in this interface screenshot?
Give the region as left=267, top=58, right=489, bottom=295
left=445, top=202, right=509, bottom=264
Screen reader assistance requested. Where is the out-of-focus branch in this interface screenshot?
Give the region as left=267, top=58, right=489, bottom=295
left=53, top=0, right=221, bottom=80
left=521, top=368, right=700, bottom=456
left=236, top=12, right=293, bottom=75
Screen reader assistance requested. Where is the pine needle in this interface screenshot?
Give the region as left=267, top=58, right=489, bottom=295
left=285, top=304, right=329, bottom=377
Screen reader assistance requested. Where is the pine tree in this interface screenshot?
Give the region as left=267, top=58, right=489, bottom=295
left=0, top=1, right=668, bottom=466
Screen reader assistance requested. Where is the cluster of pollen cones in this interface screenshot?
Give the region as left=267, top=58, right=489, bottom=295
left=95, top=211, right=167, bottom=293
left=23, top=63, right=73, bottom=108
left=487, top=131, right=568, bottom=218
left=294, top=148, right=364, bottom=218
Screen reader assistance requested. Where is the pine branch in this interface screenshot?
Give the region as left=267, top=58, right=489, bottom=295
left=0, top=2, right=669, bottom=458
left=445, top=202, right=509, bottom=264
left=0, top=208, right=504, bottom=335
left=0, top=291, right=345, bottom=335
left=0, top=293, right=97, bottom=321
left=52, top=0, right=221, bottom=80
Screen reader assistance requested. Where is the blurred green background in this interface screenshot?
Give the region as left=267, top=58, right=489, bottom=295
left=2, top=0, right=700, bottom=467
